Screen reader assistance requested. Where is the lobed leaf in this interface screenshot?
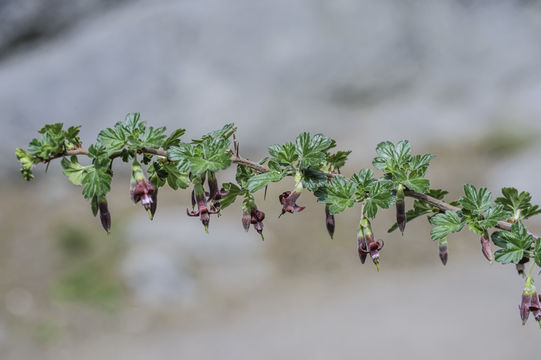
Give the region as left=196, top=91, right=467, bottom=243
left=430, top=211, right=464, bottom=241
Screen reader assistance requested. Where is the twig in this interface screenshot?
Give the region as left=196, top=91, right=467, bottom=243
left=44, top=146, right=535, bottom=239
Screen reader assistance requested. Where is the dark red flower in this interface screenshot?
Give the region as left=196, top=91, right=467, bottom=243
left=130, top=162, right=156, bottom=218
left=357, top=218, right=383, bottom=271
left=187, top=181, right=218, bottom=232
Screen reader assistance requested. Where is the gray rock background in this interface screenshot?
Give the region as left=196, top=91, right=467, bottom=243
left=2, top=0, right=541, bottom=359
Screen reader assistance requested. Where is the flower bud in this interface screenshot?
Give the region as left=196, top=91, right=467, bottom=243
left=480, top=235, right=493, bottom=264
left=438, top=238, right=448, bottom=266
left=98, top=198, right=111, bottom=233
left=325, top=206, right=335, bottom=240
left=241, top=211, right=251, bottom=231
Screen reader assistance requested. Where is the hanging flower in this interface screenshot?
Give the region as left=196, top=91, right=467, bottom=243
left=187, top=179, right=218, bottom=233
left=130, top=162, right=156, bottom=219
left=279, top=171, right=305, bottom=216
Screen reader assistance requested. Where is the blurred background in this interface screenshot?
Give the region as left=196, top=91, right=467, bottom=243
left=1, top=0, right=541, bottom=358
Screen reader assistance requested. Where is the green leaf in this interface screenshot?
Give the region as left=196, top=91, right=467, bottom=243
left=246, top=171, right=284, bottom=193
left=97, top=122, right=127, bottom=154
left=61, top=156, right=87, bottom=186
left=403, top=177, right=430, bottom=194
left=372, top=140, right=411, bottom=172
left=493, top=222, right=533, bottom=264
left=408, top=154, right=435, bottom=172
left=351, top=169, right=378, bottom=202
left=478, top=204, right=509, bottom=229
left=220, top=183, right=245, bottom=209
left=495, top=187, right=541, bottom=220
left=326, top=150, right=351, bottom=170
left=162, top=129, right=186, bottom=149
left=302, top=168, right=328, bottom=192
left=167, top=143, right=195, bottom=172
left=315, top=176, right=355, bottom=215
left=363, top=180, right=394, bottom=218
left=459, top=184, right=493, bottom=214
left=149, top=161, right=190, bottom=190
left=295, top=132, right=333, bottom=168
left=123, top=113, right=145, bottom=134
left=430, top=211, right=465, bottom=241
left=268, top=142, right=298, bottom=166
left=139, top=126, right=166, bottom=149
left=15, top=148, right=34, bottom=180
left=197, top=123, right=235, bottom=143
left=81, top=166, right=112, bottom=200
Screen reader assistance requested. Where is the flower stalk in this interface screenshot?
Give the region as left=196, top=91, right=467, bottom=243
left=396, top=184, right=406, bottom=235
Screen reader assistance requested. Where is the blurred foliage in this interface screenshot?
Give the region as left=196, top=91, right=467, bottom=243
left=33, top=320, right=62, bottom=345
left=56, top=226, right=92, bottom=258
left=52, top=224, right=126, bottom=311
left=474, top=127, right=536, bottom=156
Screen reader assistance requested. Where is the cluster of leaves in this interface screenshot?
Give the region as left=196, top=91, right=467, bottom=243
left=16, top=123, right=81, bottom=180
left=315, top=140, right=433, bottom=219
